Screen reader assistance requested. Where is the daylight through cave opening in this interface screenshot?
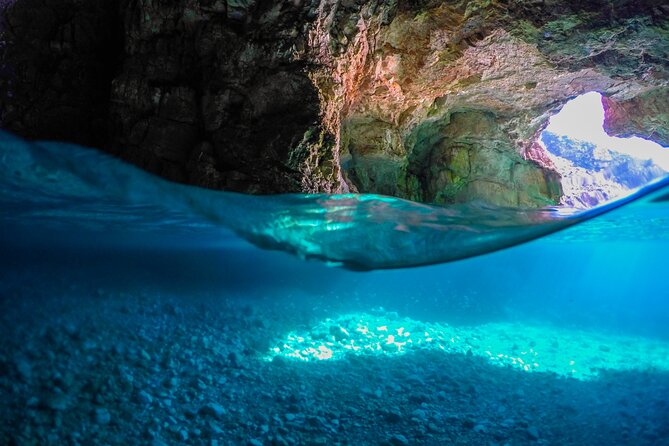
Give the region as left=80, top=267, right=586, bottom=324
left=540, top=92, right=669, bottom=209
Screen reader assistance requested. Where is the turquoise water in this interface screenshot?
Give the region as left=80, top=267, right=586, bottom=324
left=1, top=131, right=668, bottom=445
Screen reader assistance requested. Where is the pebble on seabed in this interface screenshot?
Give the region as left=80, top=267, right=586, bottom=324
left=94, top=408, right=111, bottom=425
left=1, top=289, right=668, bottom=446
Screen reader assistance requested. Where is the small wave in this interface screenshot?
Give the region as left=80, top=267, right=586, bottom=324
left=2, top=131, right=668, bottom=270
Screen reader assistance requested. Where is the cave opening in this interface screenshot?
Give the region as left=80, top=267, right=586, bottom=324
left=540, top=92, right=669, bottom=208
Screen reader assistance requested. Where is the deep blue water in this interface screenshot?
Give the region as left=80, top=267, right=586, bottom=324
left=1, top=131, right=669, bottom=445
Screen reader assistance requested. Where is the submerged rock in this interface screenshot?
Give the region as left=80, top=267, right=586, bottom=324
left=527, top=426, right=541, bottom=440
left=14, top=358, right=32, bottom=382
left=43, top=393, right=70, bottom=412
left=137, top=390, right=153, bottom=405
left=388, top=433, right=410, bottom=446
left=94, top=407, right=112, bottom=425
left=200, top=402, right=226, bottom=419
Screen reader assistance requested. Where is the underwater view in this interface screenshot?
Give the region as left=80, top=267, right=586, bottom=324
left=2, top=0, right=669, bottom=444
left=1, top=126, right=669, bottom=446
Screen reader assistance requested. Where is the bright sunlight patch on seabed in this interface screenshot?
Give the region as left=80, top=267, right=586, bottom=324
left=264, top=310, right=669, bottom=381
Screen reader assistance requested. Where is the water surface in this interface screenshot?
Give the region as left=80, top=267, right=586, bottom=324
left=1, top=132, right=668, bottom=445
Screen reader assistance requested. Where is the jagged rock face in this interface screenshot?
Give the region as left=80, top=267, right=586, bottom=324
left=1, top=0, right=326, bottom=193
left=1, top=0, right=668, bottom=206
left=107, top=0, right=324, bottom=192
left=602, top=88, right=669, bottom=147
left=311, top=0, right=669, bottom=206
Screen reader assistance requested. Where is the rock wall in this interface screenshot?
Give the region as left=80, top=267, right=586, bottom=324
left=602, top=87, right=669, bottom=147
left=1, top=0, right=328, bottom=193
left=0, top=0, right=120, bottom=148
left=310, top=0, right=669, bottom=206
left=107, top=0, right=327, bottom=192
left=1, top=0, right=668, bottom=206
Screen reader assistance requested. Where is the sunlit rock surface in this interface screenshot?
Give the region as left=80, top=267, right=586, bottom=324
left=312, top=0, right=669, bottom=206
left=602, top=88, right=669, bottom=147
left=1, top=0, right=668, bottom=205
left=541, top=131, right=666, bottom=208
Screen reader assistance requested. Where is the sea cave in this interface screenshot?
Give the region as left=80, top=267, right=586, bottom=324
left=1, top=1, right=668, bottom=445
